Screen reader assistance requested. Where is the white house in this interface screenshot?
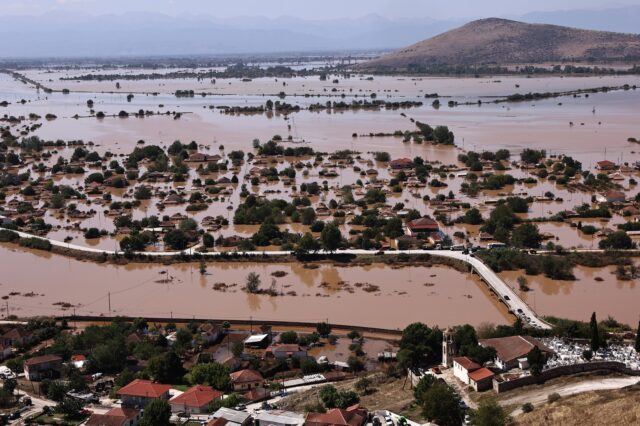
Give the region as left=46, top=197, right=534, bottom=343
left=452, top=356, right=481, bottom=385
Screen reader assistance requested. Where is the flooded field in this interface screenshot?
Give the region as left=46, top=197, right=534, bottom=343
left=501, top=263, right=640, bottom=326
left=0, top=244, right=510, bottom=328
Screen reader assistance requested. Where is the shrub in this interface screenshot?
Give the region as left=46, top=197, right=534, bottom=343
left=548, top=392, right=561, bottom=403
left=522, top=402, right=534, bottom=413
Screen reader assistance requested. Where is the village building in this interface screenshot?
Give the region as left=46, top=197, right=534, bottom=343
left=85, top=407, right=142, bottom=426
left=596, top=160, right=616, bottom=171
left=209, top=408, right=252, bottom=426
left=452, top=356, right=481, bottom=384
left=405, top=217, right=439, bottom=237
left=117, top=379, right=171, bottom=408
left=468, top=367, right=495, bottom=391
left=243, top=333, right=272, bottom=349
left=389, top=158, right=414, bottom=170
left=479, top=335, right=554, bottom=371
left=169, top=385, right=223, bottom=414
left=1, top=327, right=33, bottom=347
left=24, top=354, right=63, bottom=381
left=305, top=405, right=368, bottom=426
left=265, top=344, right=307, bottom=360
left=230, top=369, right=264, bottom=391
left=254, top=410, right=305, bottom=426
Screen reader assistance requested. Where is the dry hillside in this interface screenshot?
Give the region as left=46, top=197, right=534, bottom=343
left=364, top=18, right=640, bottom=69
left=514, top=384, right=640, bottom=426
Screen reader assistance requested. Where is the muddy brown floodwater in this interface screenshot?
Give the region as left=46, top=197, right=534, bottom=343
left=0, top=244, right=510, bottom=329
left=501, top=264, right=640, bottom=326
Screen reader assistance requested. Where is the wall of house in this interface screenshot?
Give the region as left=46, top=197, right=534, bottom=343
left=453, top=362, right=470, bottom=384
left=493, top=361, right=640, bottom=393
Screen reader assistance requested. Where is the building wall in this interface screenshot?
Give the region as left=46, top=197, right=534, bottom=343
left=453, top=362, right=470, bottom=385
left=493, top=361, right=640, bottom=393
left=233, top=380, right=262, bottom=391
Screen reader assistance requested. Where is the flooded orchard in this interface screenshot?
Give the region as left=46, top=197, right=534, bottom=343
left=0, top=244, right=511, bottom=328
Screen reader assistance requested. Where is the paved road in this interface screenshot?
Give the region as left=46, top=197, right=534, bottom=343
left=503, top=376, right=640, bottom=416
left=8, top=230, right=552, bottom=328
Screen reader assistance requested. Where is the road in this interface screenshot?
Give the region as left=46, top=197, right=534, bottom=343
left=502, top=376, right=640, bottom=416
left=8, top=229, right=553, bottom=329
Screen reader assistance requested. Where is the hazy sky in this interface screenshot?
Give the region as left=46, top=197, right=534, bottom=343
left=1, top=0, right=638, bottom=19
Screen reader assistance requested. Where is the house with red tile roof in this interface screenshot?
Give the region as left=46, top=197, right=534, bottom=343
left=405, top=217, right=439, bottom=237
left=596, top=160, right=616, bottom=171
left=265, top=344, right=307, bottom=360
left=85, top=407, right=142, bottom=426
left=468, top=367, right=495, bottom=392
left=230, top=369, right=264, bottom=391
left=305, top=404, right=368, bottom=426
left=389, top=158, right=414, bottom=170
left=452, top=356, right=481, bottom=385
left=169, top=385, right=223, bottom=414
left=117, top=379, right=171, bottom=408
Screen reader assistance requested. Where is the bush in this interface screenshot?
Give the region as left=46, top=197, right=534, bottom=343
left=548, top=392, right=561, bottom=403
left=19, top=237, right=52, bottom=251
left=0, top=229, right=19, bottom=243
left=522, top=402, right=534, bottom=413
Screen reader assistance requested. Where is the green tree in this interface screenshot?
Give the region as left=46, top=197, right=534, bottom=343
left=245, top=272, right=261, bottom=293
left=185, top=362, right=230, bottom=390
left=140, top=399, right=172, bottom=426
left=462, top=208, right=483, bottom=225
left=320, top=223, right=342, bottom=252
left=297, top=232, right=319, bottom=255
left=398, top=323, right=442, bottom=369
left=355, top=377, right=372, bottom=395
left=279, top=331, right=299, bottom=344
left=590, top=312, right=601, bottom=351
left=599, top=231, right=634, bottom=250
left=419, top=382, right=462, bottom=426
left=55, top=397, right=83, bottom=419
left=163, top=229, right=189, bottom=250
left=147, top=351, right=185, bottom=384
left=511, top=223, right=542, bottom=248
left=316, top=322, right=332, bottom=337
left=472, top=398, right=508, bottom=426
left=527, top=346, right=545, bottom=377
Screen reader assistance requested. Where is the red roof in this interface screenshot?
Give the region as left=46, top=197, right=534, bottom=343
left=169, top=385, right=223, bottom=408
left=207, top=418, right=229, bottom=426
left=306, top=405, right=368, bottom=426
left=71, top=355, right=87, bottom=362
left=453, top=356, right=481, bottom=372
left=407, top=217, right=439, bottom=231
left=230, top=369, right=263, bottom=384
left=24, top=354, right=62, bottom=366
left=117, top=379, right=171, bottom=398
left=468, top=367, right=494, bottom=383
left=85, top=407, right=140, bottom=426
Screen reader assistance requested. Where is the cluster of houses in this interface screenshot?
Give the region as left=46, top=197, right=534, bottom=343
left=85, top=375, right=369, bottom=426
left=443, top=332, right=554, bottom=392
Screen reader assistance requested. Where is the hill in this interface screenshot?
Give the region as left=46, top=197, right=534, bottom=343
left=363, top=18, right=640, bottom=70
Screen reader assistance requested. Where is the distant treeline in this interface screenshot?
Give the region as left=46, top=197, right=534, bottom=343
left=371, top=63, right=640, bottom=76
left=61, top=63, right=332, bottom=81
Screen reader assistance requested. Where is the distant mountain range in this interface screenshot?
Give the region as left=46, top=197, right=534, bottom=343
left=0, top=6, right=639, bottom=58
left=363, top=18, right=640, bottom=69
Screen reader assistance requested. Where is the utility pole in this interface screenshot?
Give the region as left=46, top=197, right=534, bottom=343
left=108, top=292, right=111, bottom=314
left=5, top=301, right=8, bottom=319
